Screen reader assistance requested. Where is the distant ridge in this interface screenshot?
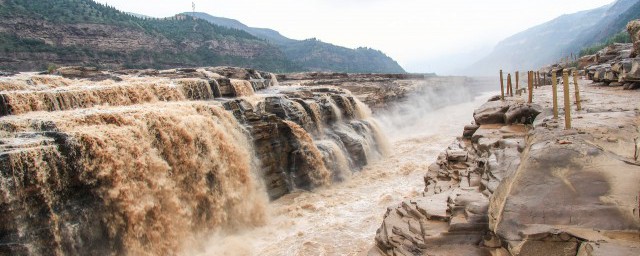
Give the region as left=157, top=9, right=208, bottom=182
left=468, top=0, right=639, bottom=75
left=186, top=12, right=406, bottom=73
left=0, top=0, right=405, bottom=73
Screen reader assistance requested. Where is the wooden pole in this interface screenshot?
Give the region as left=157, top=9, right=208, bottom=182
left=573, top=70, right=582, bottom=111
left=563, top=70, right=572, bottom=129
left=552, top=70, right=558, bottom=119
left=528, top=71, right=533, bottom=103
left=500, top=70, right=505, bottom=101
left=507, top=73, right=513, bottom=97
left=543, top=73, right=546, bottom=86
left=515, top=71, right=520, bottom=92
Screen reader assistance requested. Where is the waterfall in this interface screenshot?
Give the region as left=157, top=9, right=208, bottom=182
left=282, top=120, right=332, bottom=187
left=0, top=77, right=214, bottom=116
left=0, top=68, right=392, bottom=255
left=0, top=103, right=267, bottom=255
left=230, top=79, right=255, bottom=97
left=315, top=139, right=351, bottom=181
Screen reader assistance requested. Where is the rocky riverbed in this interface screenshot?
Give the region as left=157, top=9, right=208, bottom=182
left=0, top=66, right=494, bottom=255
left=371, top=76, right=640, bottom=255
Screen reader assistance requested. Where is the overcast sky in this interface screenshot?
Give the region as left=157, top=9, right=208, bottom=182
left=94, top=0, right=615, bottom=74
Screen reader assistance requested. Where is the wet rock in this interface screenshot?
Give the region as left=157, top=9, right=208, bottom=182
left=55, top=66, right=122, bottom=81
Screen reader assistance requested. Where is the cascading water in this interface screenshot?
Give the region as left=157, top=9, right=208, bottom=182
left=0, top=102, right=268, bottom=255
left=0, top=68, right=395, bottom=256
left=230, top=79, right=255, bottom=97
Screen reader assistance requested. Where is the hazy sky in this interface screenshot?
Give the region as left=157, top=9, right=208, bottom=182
left=95, top=0, right=615, bottom=74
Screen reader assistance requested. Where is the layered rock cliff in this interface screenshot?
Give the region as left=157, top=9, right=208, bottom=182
left=0, top=66, right=389, bottom=255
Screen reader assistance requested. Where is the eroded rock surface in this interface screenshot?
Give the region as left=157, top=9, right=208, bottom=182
left=372, top=80, right=640, bottom=255
left=372, top=98, right=529, bottom=256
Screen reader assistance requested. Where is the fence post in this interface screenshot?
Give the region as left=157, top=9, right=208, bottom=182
left=563, top=70, right=572, bottom=129
left=528, top=71, right=533, bottom=103
left=573, top=70, right=582, bottom=111
left=500, top=70, right=505, bottom=101
left=507, top=73, right=513, bottom=97
left=515, top=71, right=520, bottom=92
left=552, top=70, right=558, bottom=119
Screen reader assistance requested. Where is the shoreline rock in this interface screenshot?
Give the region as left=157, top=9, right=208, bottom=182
left=371, top=81, right=640, bottom=255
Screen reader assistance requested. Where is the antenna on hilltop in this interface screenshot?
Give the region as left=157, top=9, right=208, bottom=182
left=192, top=2, right=196, bottom=13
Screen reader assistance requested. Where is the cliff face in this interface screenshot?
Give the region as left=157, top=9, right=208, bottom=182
left=0, top=66, right=390, bottom=255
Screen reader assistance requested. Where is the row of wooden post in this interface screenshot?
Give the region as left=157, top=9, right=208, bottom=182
left=500, top=69, right=582, bottom=129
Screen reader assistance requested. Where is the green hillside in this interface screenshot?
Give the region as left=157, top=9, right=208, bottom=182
left=185, top=12, right=406, bottom=73
left=0, top=0, right=298, bottom=72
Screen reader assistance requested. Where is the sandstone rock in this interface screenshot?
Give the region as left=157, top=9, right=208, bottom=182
left=487, top=95, right=502, bottom=102
left=488, top=129, right=640, bottom=256
left=504, top=103, right=542, bottom=124
left=373, top=101, right=529, bottom=255
left=473, top=101, right=510, bottom=125
left=463, top=124, right=480, bottom=138
left=55, top=66, right=122, bottom=81
left=627, top=19, right=640, bottom=57
left=578, top=54, right=597, bottom=69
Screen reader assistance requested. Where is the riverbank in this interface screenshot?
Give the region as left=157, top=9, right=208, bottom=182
left=372, top=78, right=640, bottom=255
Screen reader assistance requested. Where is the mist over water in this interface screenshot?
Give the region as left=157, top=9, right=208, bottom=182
left=189, top=78, right=497, bottom=256
left=377, top=76, right=495, bottom=141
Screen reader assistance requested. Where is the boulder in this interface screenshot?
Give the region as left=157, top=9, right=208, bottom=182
left=463, top=124, right=480, bottom=138
left=473, top=101, right=510, bottom=125
left=504, top=103, right=542, bottom=124
left=620, top=58, right=640, bottom=82
left=627, top=19, right=640, bottom=57
left=578, top=54, right=597, bottom=69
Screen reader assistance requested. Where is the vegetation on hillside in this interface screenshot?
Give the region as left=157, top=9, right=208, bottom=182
left=578, top=0, right=640, bottom=57
left=579, top=31, right=631, bottom=56
left=0, top=0, right=299, bottom=72
left=185, top=12, right=406, bottom=73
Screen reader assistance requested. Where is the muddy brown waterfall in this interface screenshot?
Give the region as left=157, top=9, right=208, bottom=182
left=0, top=67, right=391, bottom=255
left=0, top=102, right=267, bottom=255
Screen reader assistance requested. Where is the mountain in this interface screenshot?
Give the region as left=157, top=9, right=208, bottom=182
left=469, top=0, right=639, bottom=75
left=0, top=1, right=405, bottom=73
left=185, top=12, right=406, bottom=73
left=185, top=12, right=294, bottom=45
left=0, top=0, right=298, bottom=72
